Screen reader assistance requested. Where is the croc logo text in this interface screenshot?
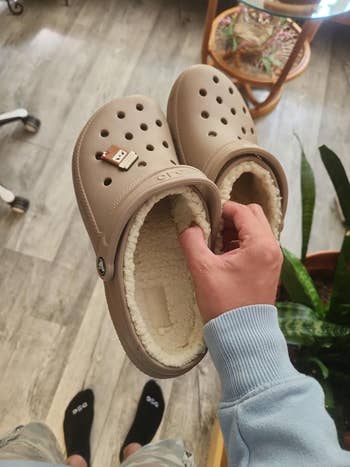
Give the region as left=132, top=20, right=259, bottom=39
left=157, top=170, right=183, bottom=181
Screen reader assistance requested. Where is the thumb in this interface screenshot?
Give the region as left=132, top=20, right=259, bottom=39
left=179, top=225, right=213, bottom=273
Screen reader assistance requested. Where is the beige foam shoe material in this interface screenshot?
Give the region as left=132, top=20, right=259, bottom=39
left=167, top=64, right=288, bottom=237
left=72, top=95, right=221, bottom=377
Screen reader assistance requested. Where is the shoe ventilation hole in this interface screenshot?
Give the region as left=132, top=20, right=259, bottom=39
left=241, top=126, right=246, bottom=134
left=199, top=89, right=207, bottom=96
left=170, top=160, right=177, bottom=165
left=201, top=111, right=209, bottom=119
left=125, top=132, right=133, bottom=140
left=221, top=118, right=228, bottom=125
left=104, top=177, right=112, bottom=186
left=138, top=161, right=147, bottom=167
left=229, top=87, right=234, bottom=94
left=208, top=131, right=217, bottom=137
left=117, top=111, right=125, bottom=119
left=216, top=96, right=223, bottom=104
left=250, top=128, right=254, bottom=135
left=162, top=141, right=169, bottom=148
left=156, top=119, right=162, bottom=127
left=213, top=75, right=219, bottom=83
left=136, top=103, right=144, bottom=111
left=242, top=106, right=247, bottom=114
left=231, top=108, right=236, bottom=115
left=95, top=151, right=103, bottom=160
left=237, top=135, right=242, bottom=140
left=140, top=123, right=148, bottom=131
left=146, top=144, right=154, bottom=151
left=100, top=129, right=109, bottom=137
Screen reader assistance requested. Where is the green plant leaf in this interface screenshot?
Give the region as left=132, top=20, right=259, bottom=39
left=319, top=378, right=335, bottom=410
left=281, top=248, right=323, bottom=316
left=295, top=135, right=315, bottom=260
left=278, top=313, right=350, bottom=347
left=269, top=56, right=281, bottom=67
left=231, top=35, right=237, bottom=51
left=308, top=357, right=329, bottom=379
left=328, top=234, right=350, bottom=324
left=276, top=301, right=317, bottom=321
left=277, top=301, right=316, bottom=345
left=319, top=145, right=350, bottom=228
left=261, top=57, right=272, bottom=75
left=278, top=317, right=313, bottom=345
left=318, top=379, right=346, bottom=445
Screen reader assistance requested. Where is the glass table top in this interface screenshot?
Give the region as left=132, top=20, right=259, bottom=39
left=240, top=0, right=350, bottom=19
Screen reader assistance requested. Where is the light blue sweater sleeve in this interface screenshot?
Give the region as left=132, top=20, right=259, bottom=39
left=204, top=305, right=350, bottom=467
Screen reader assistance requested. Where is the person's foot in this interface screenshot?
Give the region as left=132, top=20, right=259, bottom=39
left=64, top=389, right=94, bottom=467
left=123, top=442, right=142, bottom=460
left=119, top=380, right=165, bottom=462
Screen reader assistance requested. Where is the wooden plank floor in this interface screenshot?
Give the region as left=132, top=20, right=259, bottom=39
left=0, top=0, right=349, bottom=465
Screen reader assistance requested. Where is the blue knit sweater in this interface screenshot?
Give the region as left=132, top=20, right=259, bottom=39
left=204, top=305, right=350, bottom=467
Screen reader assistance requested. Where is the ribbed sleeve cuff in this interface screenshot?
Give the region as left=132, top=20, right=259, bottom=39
left=204, top=305, right=298, bottom=402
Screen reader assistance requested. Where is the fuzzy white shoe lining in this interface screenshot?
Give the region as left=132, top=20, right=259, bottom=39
left=218, top=161, right=282, bottom=238
left=123, top=188, right=210, bottom=367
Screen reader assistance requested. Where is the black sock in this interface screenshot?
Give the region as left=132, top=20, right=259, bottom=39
left=63, top=389, right=94, bottom=466
left=119, top=380, right=165, bottom=462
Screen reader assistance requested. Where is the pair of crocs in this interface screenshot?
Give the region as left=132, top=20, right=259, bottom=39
left=72, top=65, right=288, bottom=378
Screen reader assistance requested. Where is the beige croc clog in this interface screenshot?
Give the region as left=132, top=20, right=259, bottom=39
left=72, top=96, right=221, bottom=378
left=167, top=65, right=288, bottom=238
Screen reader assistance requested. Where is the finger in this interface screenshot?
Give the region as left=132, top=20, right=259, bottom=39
left=247, top=203, right=274, bottom=235
left=179, top=225, right=214, bottom=273
left=222, top=201, right=260, bottom=243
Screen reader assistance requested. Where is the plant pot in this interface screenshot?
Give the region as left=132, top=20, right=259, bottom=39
left=304, top=250, right=339, bottom=276
left=303, top=251, right=339, bottom=304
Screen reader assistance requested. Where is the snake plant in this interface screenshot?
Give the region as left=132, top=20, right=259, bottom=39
left=277, top=144, right=350, bottom=441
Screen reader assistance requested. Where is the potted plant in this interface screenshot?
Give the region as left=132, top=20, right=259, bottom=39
left=216, top=6, right=303, bottom=78
left=277, top=143, right=350, bottom=447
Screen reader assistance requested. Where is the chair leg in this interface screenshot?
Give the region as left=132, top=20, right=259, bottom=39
left=201, top=0, right=219, bottom=63
left=0, top=184, right=15, bottom=204
left=6, top=0, right=24, bottom=15
left=0, top=109, right=41, bottom=133
left=0, top=184, right=30, bottom=214
left=0, top=108, right=28, bottom=127
left=305, top=19, right=323, bottom=43
left=206, top=418, right=227, bottom=467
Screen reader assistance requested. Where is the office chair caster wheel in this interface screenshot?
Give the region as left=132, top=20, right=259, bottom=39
left=23, top=115, right=41, bottom=133
left=9, top=196, right=29, bottom=214
left=6, top=0, right=24, bottom=15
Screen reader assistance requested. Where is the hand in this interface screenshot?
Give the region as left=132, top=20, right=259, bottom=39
left=179, top=201, right=283, bottom=323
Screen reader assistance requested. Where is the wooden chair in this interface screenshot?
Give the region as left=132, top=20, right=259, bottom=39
left=206, top=418, right=227, bottom=467
left=201, top=0, right=319, bottom=117
left=0, top=109, right=40, bottom=213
